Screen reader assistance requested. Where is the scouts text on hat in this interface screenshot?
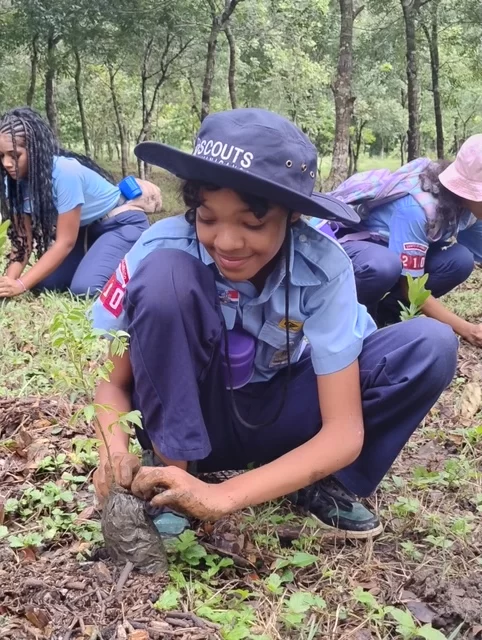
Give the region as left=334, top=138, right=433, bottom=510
left=135, top=108, right=359, bottom=224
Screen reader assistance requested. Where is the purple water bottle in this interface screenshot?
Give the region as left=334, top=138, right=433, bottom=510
left=222, top=325, right=256, bottom=389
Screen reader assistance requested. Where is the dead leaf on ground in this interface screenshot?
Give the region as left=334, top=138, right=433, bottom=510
left=25, top=606, right=50, bottom=630
left=458, top=382, right=482, bottom=419
left=406, top=600, right=437, bottom=624
left=116, top=625, right=128, bottom=640
left=128, top=631, right=149, bottom=640
left=353, top=631, right=375, bottom=640
left=13, top=427, right=34, bottom=457
left=75, top=505, right=96, bottom=523
left=92, top=561, right=113, bottom=584
left=20, top=547, right=38, bottom=563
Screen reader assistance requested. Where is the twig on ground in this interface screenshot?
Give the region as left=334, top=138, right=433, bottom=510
left=167, top=611, right=221, bottom=631
left=116, top=560, right=134, bottom=594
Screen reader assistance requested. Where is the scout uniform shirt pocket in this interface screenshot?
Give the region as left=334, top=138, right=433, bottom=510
left=258, top=319, right=305, bottom=369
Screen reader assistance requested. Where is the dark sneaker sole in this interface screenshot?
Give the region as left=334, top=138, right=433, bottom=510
left=308, top=511, right=384, bottom=540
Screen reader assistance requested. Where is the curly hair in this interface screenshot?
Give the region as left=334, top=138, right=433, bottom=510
left=420, top=160, right=465, bottom=237
left=0, top=106, right=115, bottom=262
left=180, top=180, right=273, bottom=224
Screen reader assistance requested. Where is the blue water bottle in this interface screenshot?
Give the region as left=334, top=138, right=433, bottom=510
left=118, top=176, right=142, bottom=200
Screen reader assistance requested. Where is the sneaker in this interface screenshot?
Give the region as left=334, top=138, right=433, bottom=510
left=289, top=476, right=383, bottom=539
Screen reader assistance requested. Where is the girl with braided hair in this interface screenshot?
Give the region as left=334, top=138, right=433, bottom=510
left=0, top=106, right=152, bottom=297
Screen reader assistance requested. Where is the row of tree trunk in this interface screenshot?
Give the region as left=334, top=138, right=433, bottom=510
left=27, top=0, right=446, bottom=184
left=327, top=0, right=445, bottom=190
left=26, top=0, right=243, bottom=175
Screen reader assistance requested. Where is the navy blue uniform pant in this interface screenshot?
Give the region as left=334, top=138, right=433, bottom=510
left=344, top=239, right=475, bottom=313
left=35, top=211, right=149, bottom=296
left=126, top=249, right=458, bottom=498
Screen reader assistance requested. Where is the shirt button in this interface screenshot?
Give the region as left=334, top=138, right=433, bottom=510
left=299, top=234, right=308, bottom=242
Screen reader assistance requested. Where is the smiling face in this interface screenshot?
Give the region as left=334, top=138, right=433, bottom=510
left=0, top=133, right=28, bottom=180
left=195, top=188, right=299, bottom=284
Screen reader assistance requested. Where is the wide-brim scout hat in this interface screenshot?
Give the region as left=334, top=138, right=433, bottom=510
left=134, top=108, right=359, bottom=224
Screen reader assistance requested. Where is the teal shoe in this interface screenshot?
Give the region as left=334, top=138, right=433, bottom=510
left=289, top=476, right=383, bottom=539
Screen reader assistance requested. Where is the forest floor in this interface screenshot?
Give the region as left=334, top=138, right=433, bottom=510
left=1, top=247, right=482, bottom=640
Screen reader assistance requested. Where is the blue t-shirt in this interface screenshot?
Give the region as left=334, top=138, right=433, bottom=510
left=92, top=215, right=376, bottom=383
left=360, top=194, right=476, bottom=277
left=21, top=156, right=121, bottom=226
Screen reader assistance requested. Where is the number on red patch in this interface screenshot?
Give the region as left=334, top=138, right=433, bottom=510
left=401, top=253, right=426, bottom=271
left=100, top=274, right=125, bottom=318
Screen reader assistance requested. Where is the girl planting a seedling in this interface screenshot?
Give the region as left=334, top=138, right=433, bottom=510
left=315, top=135, right=482, bottom=342
left=0, top=107, right=159, bottom=297
left=91, top=108, right=457, bottom=539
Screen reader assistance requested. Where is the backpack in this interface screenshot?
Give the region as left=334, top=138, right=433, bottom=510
left=329, top=158, right=445, bottom=240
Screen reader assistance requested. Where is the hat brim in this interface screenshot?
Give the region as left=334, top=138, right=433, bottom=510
left=439, top=163, right=482, bottom=202
left=135, top=141, right=360, bottom=224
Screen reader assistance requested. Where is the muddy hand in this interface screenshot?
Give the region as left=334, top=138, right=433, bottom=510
left=131, top=466, right=229, bottom=521
left=93, top=452, right=141, bottom=501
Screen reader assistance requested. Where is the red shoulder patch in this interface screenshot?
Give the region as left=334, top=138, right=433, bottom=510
left=99, top=274, right=125, bottom=318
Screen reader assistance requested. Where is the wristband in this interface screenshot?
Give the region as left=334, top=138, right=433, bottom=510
left=16, top=278, right=27, bottom=292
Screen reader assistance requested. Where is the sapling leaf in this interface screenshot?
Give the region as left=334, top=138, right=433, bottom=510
left=386, top=606, right=417, bottom=636
left=399, top=274, right=432, bottom=321
left=418, top=625, right=449, bottom=640
left=154, top=587, right=181, bottom=610
left=83, top=404, right=96, bottom=422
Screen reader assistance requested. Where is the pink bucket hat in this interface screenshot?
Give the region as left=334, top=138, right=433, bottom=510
left=439, top=134, right=482, bottom=201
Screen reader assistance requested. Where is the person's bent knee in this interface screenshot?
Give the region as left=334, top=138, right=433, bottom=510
left=376, top=253, right=402, bottom=291
left=406, top=317, right=458, bottom=388
left=354, top=251, right=402, bottom=304
left=126, top=249, right=213, bottom=314
left=452, top=244, right=475, bottom=283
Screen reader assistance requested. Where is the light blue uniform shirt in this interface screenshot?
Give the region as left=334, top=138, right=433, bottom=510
left=92, top=215, right=376, bottom=382
left=358, top=194, right=481, bottom=277
left=21, top=156, right=121, bottom=226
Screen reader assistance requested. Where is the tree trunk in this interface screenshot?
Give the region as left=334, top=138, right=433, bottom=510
left=452, top=117, right=460, bottom=154
left=45, top=33, right=59, bottom=137
left=26, top=35, right=39, bottom=107
left=422, top=0, right=443, bottom=159
left=348, top=141, right=354, bottom=176
left=108, top=67, right=129, bottom=177
left=201, top=18, right=221, bottom=121
left=352, top=120, right=366, bottom=173
left=201, top=0, right=243, bottom=121
left=224, top=24, right=238, bottom=109
left=325, top=0, right=360, bottom=190
left=401, top=0, right=421, bottom=161
left=74, top=50, right=91, bottom=157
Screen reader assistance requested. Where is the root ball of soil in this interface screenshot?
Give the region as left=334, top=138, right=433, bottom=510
left=101, top=487, right=168, bottom=575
